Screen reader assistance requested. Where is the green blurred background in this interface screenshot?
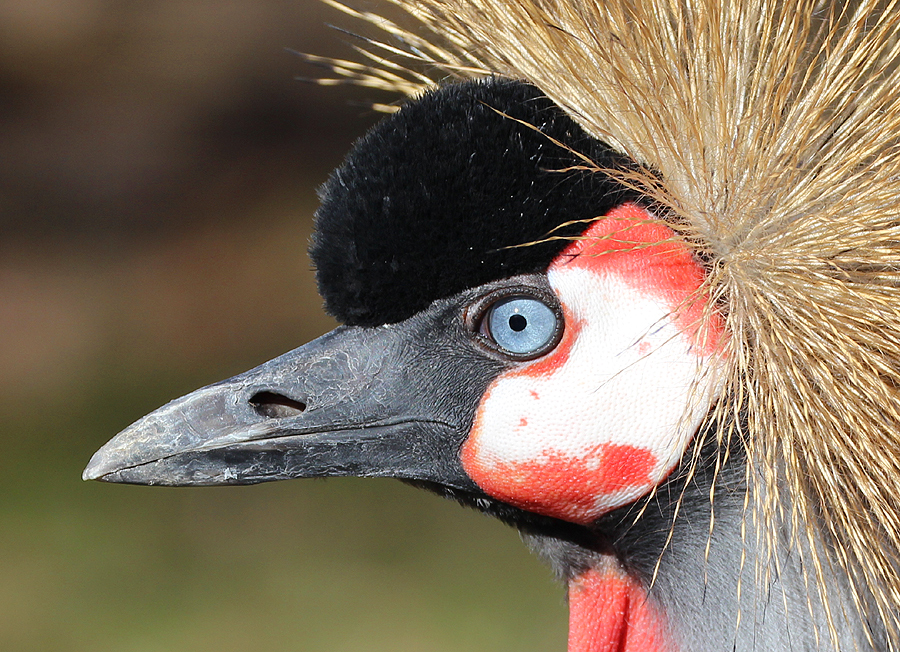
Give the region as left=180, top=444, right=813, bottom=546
left=0, top=1, right=567, bottom=650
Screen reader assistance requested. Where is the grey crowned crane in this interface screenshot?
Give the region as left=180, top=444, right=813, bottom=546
left=84, top=1, right=900, bottom=650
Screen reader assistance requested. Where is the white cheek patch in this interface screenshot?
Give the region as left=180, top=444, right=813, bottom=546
left=460, top=204, right=725, bottom=524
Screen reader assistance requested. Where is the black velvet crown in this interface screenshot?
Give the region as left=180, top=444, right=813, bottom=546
left=311, top=78, right=639, bottom=327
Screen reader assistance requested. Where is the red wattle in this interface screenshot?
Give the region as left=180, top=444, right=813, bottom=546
left=568, top=565, right=671, bottom=652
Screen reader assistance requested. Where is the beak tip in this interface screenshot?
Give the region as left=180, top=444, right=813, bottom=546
left=82, top=452, right=111, bottom=482
left=83, top=440, right=132, bottom=482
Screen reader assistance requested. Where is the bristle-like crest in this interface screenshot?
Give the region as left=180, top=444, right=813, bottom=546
left=296, top=0, right=492, bottom=109
left=318, top=1, right=900, bottom=647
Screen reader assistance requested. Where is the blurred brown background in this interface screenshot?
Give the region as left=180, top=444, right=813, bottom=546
left=0, top=1, right=566, bottom=650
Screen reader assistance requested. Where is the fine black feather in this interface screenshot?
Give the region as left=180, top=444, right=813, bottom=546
left=311, top=78, right=640, bottom=326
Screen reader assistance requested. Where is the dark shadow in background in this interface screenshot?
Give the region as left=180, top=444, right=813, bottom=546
left=0, top=2, right=565, bottom=651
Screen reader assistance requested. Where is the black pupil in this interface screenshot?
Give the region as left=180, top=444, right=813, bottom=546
left=509, top=314, right=528, bottom=332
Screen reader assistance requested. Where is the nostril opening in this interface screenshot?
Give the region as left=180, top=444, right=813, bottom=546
left=249, top=391, right=307, bottom=419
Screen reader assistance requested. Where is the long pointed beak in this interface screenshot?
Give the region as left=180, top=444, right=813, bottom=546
left=84, top=321, right=492, bottom=493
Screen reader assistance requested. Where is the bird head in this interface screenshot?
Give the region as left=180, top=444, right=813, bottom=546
left=84, top=1, right=900, bottom=648
left=84, top=79, right=724, bottom=532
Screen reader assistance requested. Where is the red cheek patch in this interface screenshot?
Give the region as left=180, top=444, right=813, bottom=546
left=461, top=203, right=726, bottom=524
left=598, top=444, right=657, bottom=493
left=461, top=438, right=658, bottom=523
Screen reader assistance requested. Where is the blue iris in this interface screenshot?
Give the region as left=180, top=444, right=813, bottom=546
left=487, top=296, right=558, bottom=355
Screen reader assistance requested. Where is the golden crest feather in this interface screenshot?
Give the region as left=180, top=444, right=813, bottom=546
left=311, top=0, right=900, bottom=648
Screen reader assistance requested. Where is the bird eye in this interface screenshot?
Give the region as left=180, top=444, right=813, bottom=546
left=482, top=296, right=561, bottom=357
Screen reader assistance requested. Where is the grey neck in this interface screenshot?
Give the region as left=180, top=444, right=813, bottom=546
left=521, top=438, right=882, bottom=651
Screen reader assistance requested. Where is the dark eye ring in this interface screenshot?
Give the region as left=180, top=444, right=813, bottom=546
left=473, top=292, right=563, bottom=360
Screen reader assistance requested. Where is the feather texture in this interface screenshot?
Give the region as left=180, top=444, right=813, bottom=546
left=312, top=1, right=900, bottom=648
